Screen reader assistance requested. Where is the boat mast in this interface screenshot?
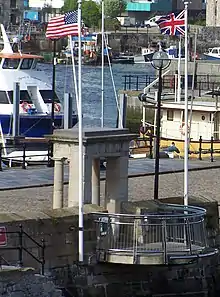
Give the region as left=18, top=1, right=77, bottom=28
left=101, top=0, right=105, bottom=127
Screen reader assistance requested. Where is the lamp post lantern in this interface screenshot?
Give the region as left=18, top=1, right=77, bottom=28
left=151, top=46, right=171, bottom=200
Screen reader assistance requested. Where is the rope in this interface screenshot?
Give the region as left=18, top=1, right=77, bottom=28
left=103, top=34, right=123, bottom=128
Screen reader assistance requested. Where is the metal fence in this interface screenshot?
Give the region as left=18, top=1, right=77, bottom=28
left=93, top=204, right=208, bottom=264
left=123, top=74, right=220, bottom=95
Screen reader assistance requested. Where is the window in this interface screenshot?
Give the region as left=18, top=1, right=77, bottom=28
left=8, top=90, right=31, bottom=103
left=167, top=110, right=174, bottom=121
left=3, top=58, right=20, bottom=69
left=32, top=59, right=38, bottom=69
left=20, top=58, right=33, bottom=69
left=0, top=91, right=10, bottom=104
left=40, top=90, right=60, bottom=103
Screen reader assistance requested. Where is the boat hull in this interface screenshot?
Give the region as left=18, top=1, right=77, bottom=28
left=0, top=114, right=78, bottom=137
left=203, top=53, right=220, bottom=60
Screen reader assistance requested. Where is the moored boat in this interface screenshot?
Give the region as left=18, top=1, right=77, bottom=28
left=0, top=24, right=78, bottom=138
left=203, top=47, right=220, bottom=60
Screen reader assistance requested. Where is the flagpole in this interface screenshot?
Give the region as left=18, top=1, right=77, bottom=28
left=51, top=39, right=56, bottom=134
left=69, top=35, right=79, bottom=112
left=184, top=1, right=189, bottom=206
left=78, top=0, right=84, bottom=263
left=177, top=35, right=181, bottom=103
left=101, top=0, right=104, bottom=127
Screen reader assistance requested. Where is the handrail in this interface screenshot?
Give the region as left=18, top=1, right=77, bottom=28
left=144, top=69, right=170, bottom=94
left=93, top=205, right=208, bottom=264
left=0, top=225, right=45, bottom=274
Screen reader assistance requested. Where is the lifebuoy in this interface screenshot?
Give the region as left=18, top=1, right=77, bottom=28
left=54, top=103, right=61, bottom=112
left=179, top=122, right=189, bottom=135
left=21, top=101, right=31, bottom=112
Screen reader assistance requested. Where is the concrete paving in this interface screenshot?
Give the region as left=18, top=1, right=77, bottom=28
left=0, top=158, right=219, bottom=191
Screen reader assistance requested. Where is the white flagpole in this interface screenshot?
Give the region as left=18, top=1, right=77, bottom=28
left=101, top=0, right=104, bottom=127
left=69, top=35, right=79, bottom=112
left=184, top=1, right=189, bottom=206
left=78, top=1, right=84, bottom=262
left=177, top=35, right=182, bottom=103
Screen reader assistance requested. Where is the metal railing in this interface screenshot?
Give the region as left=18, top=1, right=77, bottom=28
left=0, top=225, right=45, bottom=274
left=123, top=74, right=220, bottom=95
left=0, top=141, right=54, bottom=170
left=93, top=204, right=208, bottom=264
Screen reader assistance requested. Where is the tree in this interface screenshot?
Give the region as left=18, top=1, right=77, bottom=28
left=61, top=0, right=78, bottom=13
left=104, top=0, right=126, bottom=19
left=82, top=1, right=101, bottom=28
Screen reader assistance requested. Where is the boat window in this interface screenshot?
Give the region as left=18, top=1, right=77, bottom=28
left=0, top=91, right=10, bottom=104
left=20, top=58, right=33, bottom=69
left=212, top=48, right=218, bottom=54
left=2, top=58, right=20, bottom=69
left=40, top=90, right=60, bottom=103
left=8, top=90, right=32, bottom=103
left=167, top=110, right=174, bottom=121
left=32, top=59, right=38, bottom=69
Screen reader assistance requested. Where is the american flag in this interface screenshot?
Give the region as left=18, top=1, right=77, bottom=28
left=46, top=11, right=78, bottom=39
left=155, top=10, right=185, bottom=36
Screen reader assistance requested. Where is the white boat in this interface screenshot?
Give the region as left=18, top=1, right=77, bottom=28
left=0, top=24, right=78, bottom=138
left=203, top=47, right=220, bottom=61
left=134, top=45, right=184, bottom=64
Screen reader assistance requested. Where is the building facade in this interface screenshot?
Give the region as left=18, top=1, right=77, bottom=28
left=126, top=0, right=205, bottom=22
left=0, top=0, right=25, bottom=26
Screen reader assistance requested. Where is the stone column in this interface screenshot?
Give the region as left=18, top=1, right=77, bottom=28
left=105, top=155, right=129, bottom=213
left=92, top=158, right=100, bottom=205
left=53, top=158, right=66, bottom=209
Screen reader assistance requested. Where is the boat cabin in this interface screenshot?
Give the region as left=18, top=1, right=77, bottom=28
left=0, top=52, right=61, bottom=113
left=160, top=100, right=220, bottom=141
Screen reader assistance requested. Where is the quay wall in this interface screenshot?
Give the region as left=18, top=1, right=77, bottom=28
left=0, top=199, right=218, bottom=296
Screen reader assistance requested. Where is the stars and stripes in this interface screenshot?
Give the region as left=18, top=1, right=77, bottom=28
left=155, top=10, right=185, bottom=36
left=46, top=11, right=78, bottom=39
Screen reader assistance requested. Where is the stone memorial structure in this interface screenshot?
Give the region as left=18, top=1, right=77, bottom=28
left=49, top=128, right=136, bottom=213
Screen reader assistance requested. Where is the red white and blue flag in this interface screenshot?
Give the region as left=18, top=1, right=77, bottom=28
left=155, top=10, right=185, bottom=36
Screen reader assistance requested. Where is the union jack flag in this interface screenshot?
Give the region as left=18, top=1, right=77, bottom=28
left=155, top=10, right=185, bottom=36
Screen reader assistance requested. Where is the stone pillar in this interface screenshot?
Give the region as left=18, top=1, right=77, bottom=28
left=105, top=155, right=129, bottom=213
left=68, top=151, right=92, bottom=207
left=53, top=158, right=65, bottom=209
left=206, top=0, right=216, bottom=26
left=92, top=158, right=100, bottom=205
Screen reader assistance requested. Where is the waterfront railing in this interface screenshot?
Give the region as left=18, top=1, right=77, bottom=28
left=123, top=74, right=220, bottom=95
left=93, top=204, right=208, bottom=264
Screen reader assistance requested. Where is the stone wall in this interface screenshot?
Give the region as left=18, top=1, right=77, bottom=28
left=0, top=204, right=103, bottom=272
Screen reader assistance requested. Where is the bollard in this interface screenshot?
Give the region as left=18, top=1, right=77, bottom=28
left=199, top=136, right=202, bottom=160
left=22, top=143, right=26, bottom=169
left=210, top=136, right=214, bottom=162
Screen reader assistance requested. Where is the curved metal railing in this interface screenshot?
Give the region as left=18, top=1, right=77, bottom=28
left=93, top=204, right=208, bottom=264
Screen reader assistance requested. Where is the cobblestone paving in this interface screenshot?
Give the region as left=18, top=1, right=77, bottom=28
left=0, top=167, right=219, bottom=212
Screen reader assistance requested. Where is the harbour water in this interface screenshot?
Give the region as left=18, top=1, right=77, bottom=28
left=40, top=62, right=154, bottom=127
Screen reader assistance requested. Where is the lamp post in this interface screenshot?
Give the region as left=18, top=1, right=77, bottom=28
left=151, top=46, right=171, bottom=200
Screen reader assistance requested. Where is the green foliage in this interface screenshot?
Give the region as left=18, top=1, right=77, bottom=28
left=103, top=18, right=121, bottom=31
left=126, top=106, right=154, bottom=133
left=104, top=0, right=126, bottom=18
left=61, top=0, right=78, bottom=12
left=82, top=0, right=101, bottom=28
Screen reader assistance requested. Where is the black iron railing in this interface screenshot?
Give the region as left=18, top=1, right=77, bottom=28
left=0, top=224, right=45, bottom=274
left=0, top=141, right=53, bottom=170
left=123, top=74, right=220, bottom=94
